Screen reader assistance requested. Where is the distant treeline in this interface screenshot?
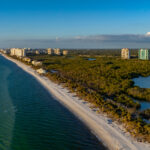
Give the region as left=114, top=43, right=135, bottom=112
left=66, top=49, right=139, bottom=57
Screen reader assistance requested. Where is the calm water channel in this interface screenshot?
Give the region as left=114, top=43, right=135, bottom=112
left=133, top=77, right=150, bottom=110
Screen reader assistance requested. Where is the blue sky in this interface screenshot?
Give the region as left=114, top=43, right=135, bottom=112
left=0, top=0, right=150, bottom=48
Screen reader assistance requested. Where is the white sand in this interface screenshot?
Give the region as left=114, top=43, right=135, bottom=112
left=1, top=54, right=150, bottom=150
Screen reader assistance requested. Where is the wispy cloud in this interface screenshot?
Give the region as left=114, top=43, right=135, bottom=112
left=146, top=32, right=150, bottom=37
left=1, top=34, right=150, bottom=48
left=71, top=34, right=150, bottom=43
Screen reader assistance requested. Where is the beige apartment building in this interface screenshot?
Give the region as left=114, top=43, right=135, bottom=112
left=54, top=48, right=61, bottom=55
left=35, top=50, right=40, bottom=54
left=121, top=48, right=130, bottom=59
left=10, top=48, right=26, bottom=57
left=62, top=50, right=68, bottom=55
left=47, top=48, right=54, bottom=55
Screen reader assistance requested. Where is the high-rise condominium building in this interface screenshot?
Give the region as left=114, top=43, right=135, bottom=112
left=121, top=48, right=130, bottom=59
left=47, top=48, right=54, bottom=55
left=10, top=48, right=26, bottom=57
left=54, top=48, right=61, bottom=55
left=139, top=49, right=150, bottom=60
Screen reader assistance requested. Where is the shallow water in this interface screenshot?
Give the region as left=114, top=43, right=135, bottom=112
left=133, top=77, right=150, bottom=111
left=0, top=55, right=107, bottom=150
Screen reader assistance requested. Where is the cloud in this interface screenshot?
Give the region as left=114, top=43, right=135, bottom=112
left=71, top=34, right=150, bottom=43
left=1, top=34, right=150, bottom=48
left=146, top=32, right=150, bottom=36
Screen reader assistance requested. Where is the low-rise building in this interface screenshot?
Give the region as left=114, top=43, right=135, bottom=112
left=32, top=60, right=42, bottom=66
left=62, top=50, right=68, bottom=55
left=10, top=48, right=26, bottom=57
left=36, top=68, right=47, bottom=74
left=121, top=48, right=130, bottom=59
left=23, top=57, right=31, bottom=63
left=138, top=49, right=150, bottom=60
left=0, top=49, right=10, bottom=54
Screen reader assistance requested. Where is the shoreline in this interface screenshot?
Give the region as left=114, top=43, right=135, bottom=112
left=1, top=54, right=150, bottom=150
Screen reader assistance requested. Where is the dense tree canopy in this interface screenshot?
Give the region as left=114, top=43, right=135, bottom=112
left=20, top=51, right=150, bottom=142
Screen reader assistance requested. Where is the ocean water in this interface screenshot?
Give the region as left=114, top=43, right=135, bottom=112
left=0, top=55, right=107, bottom=150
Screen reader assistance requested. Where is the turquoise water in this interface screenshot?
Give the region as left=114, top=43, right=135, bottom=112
left=133, top=77, right=150, bottom=111
left=0, top=55, right=107, bottom=150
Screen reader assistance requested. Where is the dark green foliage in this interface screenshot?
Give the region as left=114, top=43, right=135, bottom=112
left=67, top=49, right=138, bottom=57
left=140, top=109, right=150, bottom=120
left=27, top=53, right=150, bottom=142
left=128, top=87, right=150, bottom=102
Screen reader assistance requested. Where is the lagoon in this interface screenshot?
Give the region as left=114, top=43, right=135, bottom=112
left=133, top=77, right=150, bottom=111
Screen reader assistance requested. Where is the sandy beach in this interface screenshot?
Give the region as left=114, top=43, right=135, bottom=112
left=1, top=53, right=150, bottom=150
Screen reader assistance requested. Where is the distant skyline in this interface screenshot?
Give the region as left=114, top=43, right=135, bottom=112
left=0, top=0, right=150, bottom=48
